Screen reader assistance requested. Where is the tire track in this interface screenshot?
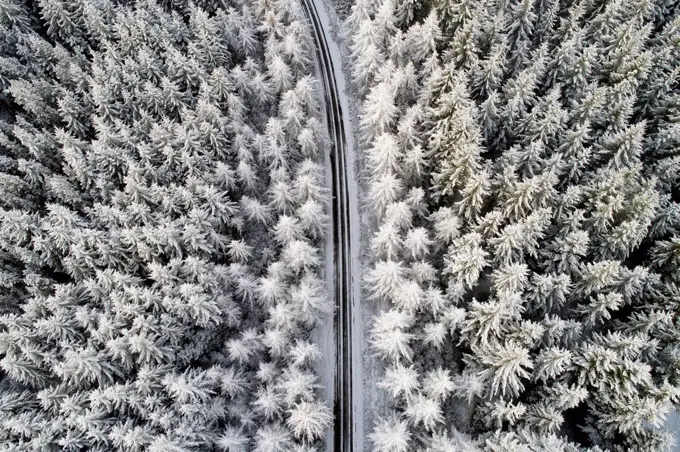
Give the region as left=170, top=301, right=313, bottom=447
left=300, top=1, right=355, bottom=449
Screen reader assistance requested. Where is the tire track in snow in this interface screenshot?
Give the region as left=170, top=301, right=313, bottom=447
left=301, top=1, right=362, bottom=450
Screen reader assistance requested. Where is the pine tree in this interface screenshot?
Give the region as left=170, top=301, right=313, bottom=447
left=369, top=413, right=412, bottom=452
left=405, top=394, right=444, bottom=431
left=0, top=0, right=332, bottom=449
left=370, top=308, right=415, bottom=361
left=286, top=400, right=333, bottom=442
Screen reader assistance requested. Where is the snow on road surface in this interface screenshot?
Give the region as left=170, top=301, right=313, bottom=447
left=305, top=0, right=363, bottom=450
left=312, top=1, right=396, bottom=449
left=308, top=17, right=337, bottom=452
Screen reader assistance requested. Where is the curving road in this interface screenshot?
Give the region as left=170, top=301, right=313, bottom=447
left=301, top=1, right=362, bottom=450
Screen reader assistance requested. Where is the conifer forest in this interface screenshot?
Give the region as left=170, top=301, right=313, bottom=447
left=0, top=0, right=679, bottom=450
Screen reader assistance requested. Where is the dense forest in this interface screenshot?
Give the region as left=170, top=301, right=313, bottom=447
left=347, top=0, right=680, bottom=450
left=0, top=0, right=333, bottom=450
left=0, top=0, right=679, bottom=450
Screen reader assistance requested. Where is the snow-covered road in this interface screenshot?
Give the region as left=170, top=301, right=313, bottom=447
left=303, top=0, right=363, bottom=449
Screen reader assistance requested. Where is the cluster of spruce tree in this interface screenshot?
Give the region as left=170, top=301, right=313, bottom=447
left=0, top=0, right=333, bottom=450
left=347, top=0, right=680, bottom=449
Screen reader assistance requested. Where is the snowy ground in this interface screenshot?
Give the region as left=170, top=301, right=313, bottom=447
left=307, top=0, right=365, bottom=449
left=308, top=25, right=337, bottom=452
left=308, top=99, right=336, bottom=452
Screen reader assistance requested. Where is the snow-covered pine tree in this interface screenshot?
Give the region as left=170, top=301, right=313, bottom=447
left=352, top=0, right=680, bottom=449
left=0, top=0, right=332, bottom=449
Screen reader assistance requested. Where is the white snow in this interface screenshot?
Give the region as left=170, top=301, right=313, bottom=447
left=308, top=31, right=338, bottom=452
left=665, top=409, right=680, bottom=451
left=307, top=0, right=368, bottom=449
